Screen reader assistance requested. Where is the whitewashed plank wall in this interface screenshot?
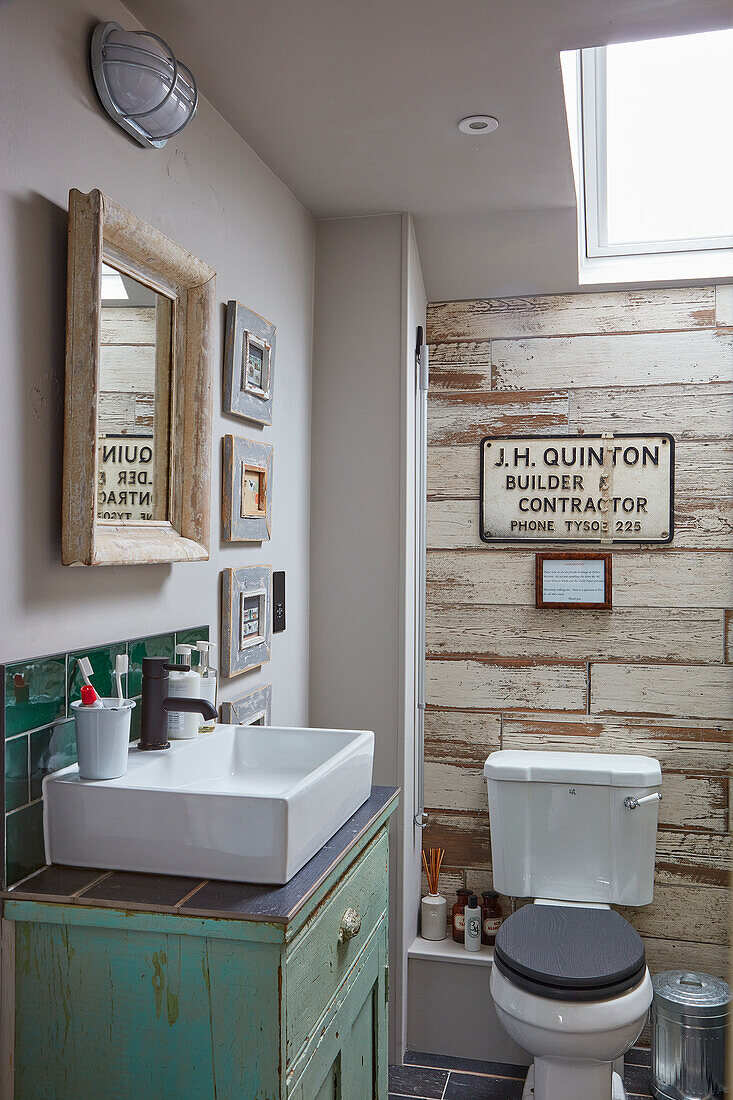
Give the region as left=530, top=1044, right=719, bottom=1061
left=423, top=285, right=733, bottom=975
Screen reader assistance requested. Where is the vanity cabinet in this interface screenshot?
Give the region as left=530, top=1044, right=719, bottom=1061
left=2, top=787, right=397, bottom=1099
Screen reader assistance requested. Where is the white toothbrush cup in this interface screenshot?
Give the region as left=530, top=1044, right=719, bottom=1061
left=71, top=698, right=135, bottom=780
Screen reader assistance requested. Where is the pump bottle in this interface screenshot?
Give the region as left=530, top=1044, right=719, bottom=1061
left=167, top=644, right=202, bottom=739
left=196, top=641, right=218, bottom=731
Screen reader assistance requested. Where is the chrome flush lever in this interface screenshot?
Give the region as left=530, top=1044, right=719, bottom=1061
left=624, top=792, right=662, bottom=810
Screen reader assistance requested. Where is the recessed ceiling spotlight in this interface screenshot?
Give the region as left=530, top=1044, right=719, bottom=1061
left=458, top=115, right=499, bottom=135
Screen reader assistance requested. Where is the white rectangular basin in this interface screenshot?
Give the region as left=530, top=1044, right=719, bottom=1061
left=44, top=724, right=374, bottom=884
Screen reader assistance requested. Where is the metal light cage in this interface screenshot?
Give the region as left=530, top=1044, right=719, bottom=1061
left=90, top=22, right=198, bottom=149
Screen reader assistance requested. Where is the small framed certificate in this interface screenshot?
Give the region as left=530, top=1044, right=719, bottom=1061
left=535, top=552, right=612, bottom=610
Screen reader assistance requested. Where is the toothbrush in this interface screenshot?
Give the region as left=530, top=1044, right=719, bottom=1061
left=77, top=656, right=94, bottom=688
left=77, top=657, right=100, bottom=702
left=115, top=653, right=128, bottom=706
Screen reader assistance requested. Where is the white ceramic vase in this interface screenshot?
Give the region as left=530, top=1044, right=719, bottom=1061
left=421, top=893, right=448, bottom=940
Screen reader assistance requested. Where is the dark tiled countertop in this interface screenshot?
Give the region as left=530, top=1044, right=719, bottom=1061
left=1, top=785, right=398, bottom=925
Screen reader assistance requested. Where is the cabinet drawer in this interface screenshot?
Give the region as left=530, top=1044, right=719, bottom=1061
left=285, top=829, right=388, bottom=1067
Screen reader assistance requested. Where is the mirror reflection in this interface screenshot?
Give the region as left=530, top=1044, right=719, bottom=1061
left=97, top=262, right=173, bottom=523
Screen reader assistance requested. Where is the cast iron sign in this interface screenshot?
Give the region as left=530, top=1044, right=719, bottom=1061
left=480, top=434, right=674, bottom=544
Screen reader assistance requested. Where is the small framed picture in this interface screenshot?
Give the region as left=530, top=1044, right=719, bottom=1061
left=223, top=300, right=276, bottom=425
left=221, top=565, right=272, bottom=676
left=242, top=335, right=271, bottom=399
left=222, top=435, right=273, bottom=541
left=535, top=552, right=612, bottom=610
left=220, top=684, right=272, bottom=726
left=240, top=590, right=266, bottom=648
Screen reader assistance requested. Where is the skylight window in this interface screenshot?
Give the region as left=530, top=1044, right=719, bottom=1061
left=101, top=263, right=129, bottom=300
left=562, top=28, right=733, bottom=282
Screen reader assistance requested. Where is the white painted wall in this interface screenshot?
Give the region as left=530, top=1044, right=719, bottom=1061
left=397, top=216, right=427, bottom=1058
left=310, top=213, right=425, bottom=1059
left=0, top=0, right=314, bottom=723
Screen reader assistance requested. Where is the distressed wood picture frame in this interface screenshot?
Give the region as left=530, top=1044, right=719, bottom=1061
left=221, top=565, right=272, bottom=676
left=222, top=435, right=273, bottom=542
left=220, top=684, right=272, bottom=726
left=62, top=188, right=216, bottom=566
left=223, top=300, right=276, bottom=425
left=535, top=552, right=613, bottom=610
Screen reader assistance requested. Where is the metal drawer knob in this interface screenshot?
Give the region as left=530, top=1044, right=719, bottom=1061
left=338, top=907, right=362, bottom=944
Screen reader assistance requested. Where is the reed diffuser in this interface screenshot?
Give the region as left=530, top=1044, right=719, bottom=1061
left=421, top=847, right=448, bottom=941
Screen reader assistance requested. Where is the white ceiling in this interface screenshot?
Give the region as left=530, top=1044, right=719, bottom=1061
left=126, top=0, right=733, bottom=299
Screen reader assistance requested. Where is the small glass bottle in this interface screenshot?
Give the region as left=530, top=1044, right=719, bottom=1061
left=481, top=890, right=503, bottom=946
left=451, top=888, right=470, bottom=944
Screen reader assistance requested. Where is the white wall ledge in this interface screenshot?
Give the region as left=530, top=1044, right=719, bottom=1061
left=408, top=934, right=493, bottom=967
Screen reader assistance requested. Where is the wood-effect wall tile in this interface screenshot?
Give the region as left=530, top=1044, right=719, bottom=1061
left=493, top=330, right=733, bottom=391
left=427, top=288, right=716, bottom=343
left=568, top=383, right=733, bottom=440
left=424, top=709, right=501, bottom=765
left=426, top=605, right=724, bottom=663
left=427, top=549, right=733, bottom=610
left=427, top=659, right=587, bottom=712
left=427, top=390, right=568, bottom=446
left=641, top=935, right=728, bottom=980
left=590, top=663, right=733, bottom=720
left=500, top=713, right=733, bottom=775
left=622, top=883, right=730, bottom=945
left=422, top=811, right=491, bottom=870
left=654, top=831, right=731, bottom=889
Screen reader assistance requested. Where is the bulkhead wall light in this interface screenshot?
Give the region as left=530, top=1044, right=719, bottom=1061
left=90, top=22, right=198, bottom=148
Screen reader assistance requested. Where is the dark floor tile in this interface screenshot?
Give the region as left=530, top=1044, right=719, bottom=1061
left=10, top=864, right=106, bottom=897
left=624, top=1061, right=652, bottom=1096
left=180, top=878, right=274, bottom=917
left=388, top=1065, right=448, bottom=1098
left=626, top=1046, right=652, bottom=1068
left=445, top=1071, right=524, bottom=1099
left=406, top=1051, right=526, bottom=1079
left=78, top=870, right=204, bottom=909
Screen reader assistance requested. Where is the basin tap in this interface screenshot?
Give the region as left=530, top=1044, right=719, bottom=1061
left=139, top=656, right=218, bottom=750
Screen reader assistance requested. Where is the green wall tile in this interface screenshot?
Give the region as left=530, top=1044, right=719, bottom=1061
left=68, top=643, right=126, bottom=704
left=30, top=718, right=77, bottom=801
left=4, top=657, right=66, bottom=738
left=175, top=625, right=209, bottom=663
left=127, top=633, right=175, bottom=697
left=5, top=736, right=29, bottom=812
left=6, top=800, right=45, bottom=886
left=129, top=698, right=142, bottom=740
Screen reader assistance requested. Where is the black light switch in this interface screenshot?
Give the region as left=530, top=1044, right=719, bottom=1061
left=273, top=570, right=286, bottom=633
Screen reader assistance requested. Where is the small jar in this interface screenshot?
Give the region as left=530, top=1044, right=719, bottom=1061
left=481, top=890, right=503, bottom=946
left=452, top=889, right=470, bottom=944
left=420, top=893, right=448, bottom=941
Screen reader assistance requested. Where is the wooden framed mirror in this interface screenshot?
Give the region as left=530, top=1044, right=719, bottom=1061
left=62, top=188, right=215, bottom=565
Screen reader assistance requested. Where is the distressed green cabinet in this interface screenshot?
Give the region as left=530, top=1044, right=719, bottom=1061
left=4, top=794, right=396, bottom=1099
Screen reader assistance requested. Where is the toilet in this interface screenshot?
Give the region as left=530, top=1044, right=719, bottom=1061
left=484, top=750, right=662, bottom=1100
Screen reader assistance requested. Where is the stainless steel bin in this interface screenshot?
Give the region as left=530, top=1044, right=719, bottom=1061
left=651, top=971, right=730, bottom=1100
